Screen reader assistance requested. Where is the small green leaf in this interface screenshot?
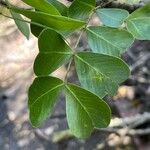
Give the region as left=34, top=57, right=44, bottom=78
left=34, top=28, right=73, bottom=76
left=47, top=0, right=68, bottom=16
left=22, top=0, right=61, bottom=15
left=11, top=6, right=86, bottom=32
left=28, top=76, right=64, bottom=127
left=65, top=83, right=111, bottom=138
left=96, top=8, right=129, bottom=28
left=86, top=26, right=134, bottom=56
left=126, top=3, right=150, bottom=40
left=10, top=10, right=30, bottom=39
left=68, top=0, right=95, bottom=20
left=75, top=52, right=130, bottom=98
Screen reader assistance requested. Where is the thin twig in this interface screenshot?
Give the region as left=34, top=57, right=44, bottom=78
left=63, top=31, right=84, bottom=82
left=74, top=30, right=84, bottom=49
left=64, top=10, right=95, bottom=83
left=64, top=57, right=73, bottom=83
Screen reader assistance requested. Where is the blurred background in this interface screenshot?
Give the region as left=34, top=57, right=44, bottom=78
left=0, top=0, right=150, bottom=149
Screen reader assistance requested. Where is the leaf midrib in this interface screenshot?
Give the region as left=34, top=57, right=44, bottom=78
left=66, top=85, right=108, bottom=127
left=75, top=54, right=106, bottom=78
left=30, top=83, right=64, bottom=108
left=87, top=28, right=121, bottom=53
left=127, top=20, right=144, bottom=38
left=65, top=85, right=94, bottom=127
left=75, top=54, right=120, bottom=93
left=12, top=7, right=85, bottom=23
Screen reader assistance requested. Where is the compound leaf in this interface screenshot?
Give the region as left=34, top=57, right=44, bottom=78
left=65, top=83, right=111, bottom=138
left=28, top=76, right=64, bottom=127
left=96, top=8, right=129, bottom=28
left=34, top=28, right=73, bottom=76
left=87, top=26, right=134, bottom=56
left=75, top=52, right=130, bottom=98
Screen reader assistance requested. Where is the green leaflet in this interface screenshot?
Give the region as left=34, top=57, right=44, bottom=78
left=126, top=3, right=150, bottom=40
left=28, top=76, right=64, bottom=127
left=34, top=28, right=73, bottom=76
left=65, top=83, right=111, bottom=138
left=10, top=10, right=30, bottom=39
left=86, top=26, right=134, bottom=56
left=30, top=0, right=68, bottom=37
left=68, top=0, right=95, bottom=20
left=11, top=6, right=85, bottom=32
left=22, top=0, right=61, bottom=15
left=96, top=8, right=129, bottom=28
left=47, top=0, right=68, bottom=16
left=75, top=52, right=130, bottom=98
